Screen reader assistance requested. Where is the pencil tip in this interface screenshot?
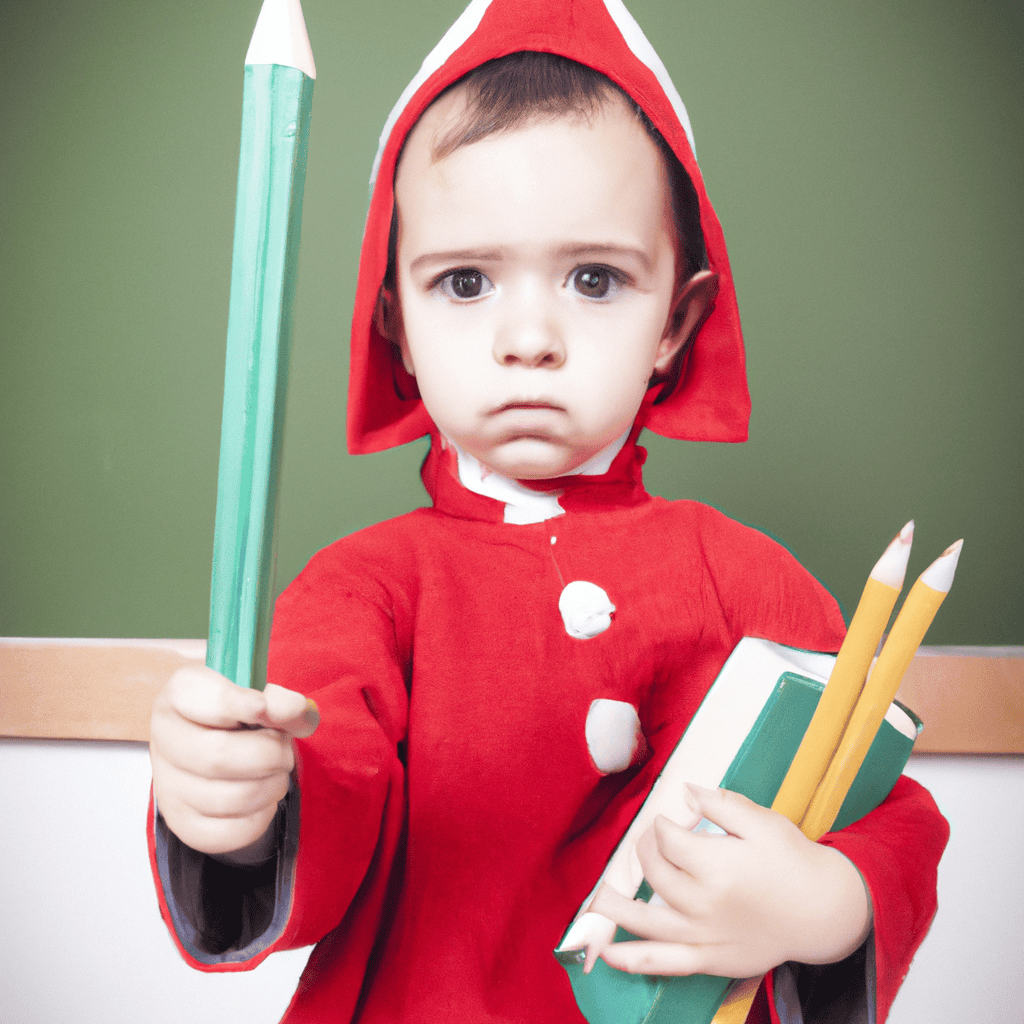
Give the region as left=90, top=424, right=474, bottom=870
left=871, top=521, right=915, bottom=588
left=245, top=0, right=316, bottom=79
left=920, top=539, right=963, bottom=593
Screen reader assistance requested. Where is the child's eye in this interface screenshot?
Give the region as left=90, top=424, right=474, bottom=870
left=569, top=266, right=623, bottom=300
left=437, top=269, right=494, bottom=301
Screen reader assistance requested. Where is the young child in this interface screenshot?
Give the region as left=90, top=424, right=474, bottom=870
left=148, top=1, right=948, bottom=1021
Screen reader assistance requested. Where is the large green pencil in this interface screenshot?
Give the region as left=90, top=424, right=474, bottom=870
left=207, top=0, right=315, bottom=690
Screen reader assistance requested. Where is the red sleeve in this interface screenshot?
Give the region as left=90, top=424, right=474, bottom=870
left=265, top=542, right=410, bottom=957
left=147, top=532, right=411, bottom=1018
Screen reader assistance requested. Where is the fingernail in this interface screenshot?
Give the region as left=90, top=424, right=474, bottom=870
left=692, top=816, right=728, bottom=836
left=301, top=698, right=320, bottom=734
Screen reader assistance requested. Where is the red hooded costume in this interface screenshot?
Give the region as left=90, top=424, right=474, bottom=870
left=149, top=2, right=947, bottom=1022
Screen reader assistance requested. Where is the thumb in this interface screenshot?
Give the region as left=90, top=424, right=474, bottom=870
left=251, top=684, right=321, bottom=739
left=683, top=783, right=776, bottom=840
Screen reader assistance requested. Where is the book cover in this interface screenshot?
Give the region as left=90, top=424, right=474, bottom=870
left=553, top=638, right=921, bottom=1024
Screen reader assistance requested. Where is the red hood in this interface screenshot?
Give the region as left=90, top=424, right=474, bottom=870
left=347, top=0, right=749, bottom=454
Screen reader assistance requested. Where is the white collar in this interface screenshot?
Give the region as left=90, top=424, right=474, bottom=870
left=450, top=428, right=631, bottom=525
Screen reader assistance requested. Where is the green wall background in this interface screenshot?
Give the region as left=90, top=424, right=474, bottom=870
left=2, top=0, right=1021, bottom=643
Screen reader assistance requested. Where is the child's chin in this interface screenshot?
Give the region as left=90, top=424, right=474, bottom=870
left=482, top=439, right=578, bottom=480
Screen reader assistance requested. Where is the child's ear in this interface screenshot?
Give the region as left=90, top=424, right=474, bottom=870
left=374, top=287, right=415, bottom=376
left=654, top=270, right=720, bottom=375
left=373, top=286, right=396, bottom=340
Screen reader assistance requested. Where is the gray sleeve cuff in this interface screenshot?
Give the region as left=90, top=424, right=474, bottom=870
left=153, top=779, right=300, bottom=965
left=773, top=934, right=877, bottom=1024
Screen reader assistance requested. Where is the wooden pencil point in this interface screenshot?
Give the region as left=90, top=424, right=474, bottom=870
left=920, top=538, right=963, bottom=592
left=871, top=521, right=915, bottom=588
left=245, top=0, right=316, bottom=79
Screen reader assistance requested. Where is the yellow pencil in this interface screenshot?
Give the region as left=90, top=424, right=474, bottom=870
left=771, top=522, right=914, bottom=824
left=800, top=539, right=963, bottom=840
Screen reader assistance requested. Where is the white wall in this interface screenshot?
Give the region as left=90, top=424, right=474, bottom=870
left=890, top=755, right=1024, bottom=1021
left=1, top=740, right=1021, bottom=1023
left=0, top=740, right=308, bottom=1024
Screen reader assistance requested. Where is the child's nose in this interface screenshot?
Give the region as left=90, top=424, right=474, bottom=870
left=492, top=308, right=566, bottom=369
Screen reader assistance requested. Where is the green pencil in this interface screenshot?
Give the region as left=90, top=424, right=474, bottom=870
left=207, top=0, right=315, bottom=690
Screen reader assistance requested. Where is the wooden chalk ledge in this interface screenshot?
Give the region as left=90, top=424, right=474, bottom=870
left=0, top=638, right=1022, bottom=751
left=0, top=638, right=205, bottom=743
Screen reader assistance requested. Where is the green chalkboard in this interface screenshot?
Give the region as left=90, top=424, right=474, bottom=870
left=1, top=0, right=1021, bottom=643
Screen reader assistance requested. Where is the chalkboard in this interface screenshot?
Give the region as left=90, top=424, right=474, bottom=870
left=2, top=0, right=1021, bottom=643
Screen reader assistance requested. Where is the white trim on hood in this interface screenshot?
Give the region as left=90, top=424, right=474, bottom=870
left=599, top=0, right=695, bottom=156
left=368, top=0, right=698, bottom=195
left=370, top=0, right=495, bottom=192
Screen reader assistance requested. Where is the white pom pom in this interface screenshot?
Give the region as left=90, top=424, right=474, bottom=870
left=586, top=699, right=643, bottom=774
left=558, top=580, right=615, bottom=639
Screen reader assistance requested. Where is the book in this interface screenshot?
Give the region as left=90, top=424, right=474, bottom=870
left=553, top=637, right=921, bottom=1024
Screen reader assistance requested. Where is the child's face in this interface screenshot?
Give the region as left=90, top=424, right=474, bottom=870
left=389, top=92, right=701, bottom=479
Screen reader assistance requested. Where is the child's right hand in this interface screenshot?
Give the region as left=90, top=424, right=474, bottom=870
left=149, top=666, right=319, bottom=861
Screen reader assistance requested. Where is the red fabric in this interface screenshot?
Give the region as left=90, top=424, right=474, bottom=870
left=149, top=438, right=945, bottom=1022
left=347, top=0, right=750, bottom=454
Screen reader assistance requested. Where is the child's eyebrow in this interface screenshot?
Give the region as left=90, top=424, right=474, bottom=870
left=556, top=243, right=654, bottom=272
left=409, top=249, right=502, bottom=272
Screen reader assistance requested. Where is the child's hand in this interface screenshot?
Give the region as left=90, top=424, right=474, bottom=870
left=588, top=784, right=872, bottom=978
left=149, top=666, right=319, bottom=861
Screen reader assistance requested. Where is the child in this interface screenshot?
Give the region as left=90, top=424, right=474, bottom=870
left=148, top=1, right=948, bottom=1021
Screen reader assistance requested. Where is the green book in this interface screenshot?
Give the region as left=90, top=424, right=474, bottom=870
left=554, top=638, right=921, bottom=1024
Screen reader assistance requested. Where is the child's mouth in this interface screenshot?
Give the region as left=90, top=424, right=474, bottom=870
left=492, top=400, right=564, bottom=413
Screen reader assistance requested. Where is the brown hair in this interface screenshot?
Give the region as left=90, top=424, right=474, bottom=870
left=384, top=51, right=708, bottom=299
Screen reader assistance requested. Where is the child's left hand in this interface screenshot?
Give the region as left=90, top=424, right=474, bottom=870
left=588, top=784, right=872, bottom=978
